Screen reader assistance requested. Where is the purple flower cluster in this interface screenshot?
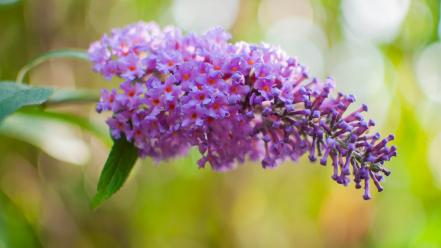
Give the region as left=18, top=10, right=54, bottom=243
left=89, top=22, right=396, bottom=199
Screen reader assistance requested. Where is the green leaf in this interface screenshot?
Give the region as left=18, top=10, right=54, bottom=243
left=91, top=137, right=138, bottom=209
left=0, top=82, right=53, bottom=122
left=16, top=49, right=89, bottom=83
left=0, top=0, right=19, bottom=6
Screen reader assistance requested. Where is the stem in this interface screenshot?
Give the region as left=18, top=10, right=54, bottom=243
left=17, top=49, right=89, bottom=84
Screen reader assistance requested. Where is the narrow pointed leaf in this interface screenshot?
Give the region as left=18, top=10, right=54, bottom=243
left=91, top=137, right=138, bottom=209
left=0, top=81, right=53, bottom=122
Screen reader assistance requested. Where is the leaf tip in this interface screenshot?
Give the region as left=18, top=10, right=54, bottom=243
left=90, top=193, right=106, bottom=210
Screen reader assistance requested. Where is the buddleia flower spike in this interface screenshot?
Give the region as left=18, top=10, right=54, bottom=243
left=89, top=22, right=396, bottom=200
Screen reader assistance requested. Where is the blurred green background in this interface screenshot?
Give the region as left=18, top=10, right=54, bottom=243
left=1, top=0, right=441, bottom=247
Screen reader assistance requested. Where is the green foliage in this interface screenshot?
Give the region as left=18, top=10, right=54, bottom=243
left=91, top=137, right=138, bottom=209
left=0, top=0, right=19, bottom=5
left=0, top=82, right=53, bottom=122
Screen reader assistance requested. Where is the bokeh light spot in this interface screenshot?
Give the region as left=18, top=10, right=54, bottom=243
left=171, top=0, right=239, bottom=32
left=341, top=0, right=410, bottom=43
left=415, top=42, right=441, bottom=103
left=265, top=17, right=326, bottom=77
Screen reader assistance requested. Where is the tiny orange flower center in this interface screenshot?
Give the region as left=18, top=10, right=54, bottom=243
left=213, top=103, right=220, bottom=110
left=262, top=85, right=270, bottom=92
left=230, top=86, right=238, bottom=93
left=128, top=90, right=135, bottom=97
left=165, top=85, right=172, bottom=93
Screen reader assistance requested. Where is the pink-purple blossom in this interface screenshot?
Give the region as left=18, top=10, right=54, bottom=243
left=89, top=21, right=396, bottom=199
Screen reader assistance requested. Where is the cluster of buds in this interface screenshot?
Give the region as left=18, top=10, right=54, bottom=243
left=89, top=22, right=396, bottom=199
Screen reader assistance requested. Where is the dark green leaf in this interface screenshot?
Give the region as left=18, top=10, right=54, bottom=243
left=91, top=137, right=138, bottom=209
left=0, top=82, right=53, bottom=122
left=16, top=49, right=89, bottom=83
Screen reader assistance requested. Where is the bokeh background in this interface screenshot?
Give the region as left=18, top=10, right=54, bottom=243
left=1, top=0, right=441, bottom=247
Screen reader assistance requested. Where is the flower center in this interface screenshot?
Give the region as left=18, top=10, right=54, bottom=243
left=230, top=86, right=238, bottom=93
left=263, top=85, right=270, bottom=92
left=165, top=85, right=172, bottom=93
left=135, top=130, right=142, bottom=136
left=128, top=90, right=135, bottom=97
left=213, top=102, right=220, bottom=110
left=168, top=103, right=175, bottom=110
